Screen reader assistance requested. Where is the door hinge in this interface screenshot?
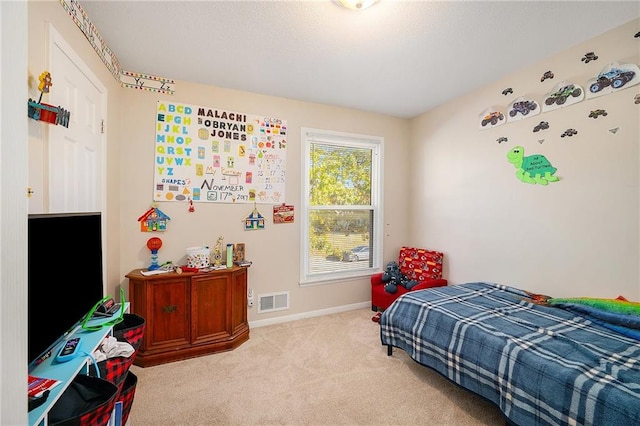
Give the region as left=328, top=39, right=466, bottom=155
left=101, top=119, right=105, bottom=134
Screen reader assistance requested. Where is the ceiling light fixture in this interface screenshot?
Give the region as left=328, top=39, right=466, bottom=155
left=338, top=0, right=380, bottom=10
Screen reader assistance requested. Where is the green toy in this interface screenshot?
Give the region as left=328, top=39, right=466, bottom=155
left=507, top=146, right=559, bottom=185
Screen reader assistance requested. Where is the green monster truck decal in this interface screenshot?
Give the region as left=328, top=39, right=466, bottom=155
left=507, top=146, right=559, bottom=185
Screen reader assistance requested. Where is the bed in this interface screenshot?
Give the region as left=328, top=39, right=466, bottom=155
left=379, top=282, right=640, bottom=426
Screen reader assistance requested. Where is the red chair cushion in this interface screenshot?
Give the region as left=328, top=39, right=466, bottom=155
left=398, top=246, right=443, bottom=282
left=371, top=247, right=446, bottom=311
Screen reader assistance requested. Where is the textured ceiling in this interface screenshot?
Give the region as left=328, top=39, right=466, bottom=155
left=79, top=1, right=640, bottom=119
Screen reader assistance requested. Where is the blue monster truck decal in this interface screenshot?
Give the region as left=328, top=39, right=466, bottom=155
left=589, top=68, right=635, bottom=93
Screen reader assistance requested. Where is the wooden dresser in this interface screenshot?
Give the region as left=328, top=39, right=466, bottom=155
left=126, top=266, right=249, bottom=367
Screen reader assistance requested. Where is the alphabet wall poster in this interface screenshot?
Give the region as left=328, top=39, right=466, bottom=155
left=154, top=101, right=287, bottom=204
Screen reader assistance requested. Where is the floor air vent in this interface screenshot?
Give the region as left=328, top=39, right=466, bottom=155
left=258, top=291, right=290, bottom=313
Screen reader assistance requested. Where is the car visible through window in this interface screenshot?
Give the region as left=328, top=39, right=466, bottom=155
left=347, top=246, right=369, bottom=261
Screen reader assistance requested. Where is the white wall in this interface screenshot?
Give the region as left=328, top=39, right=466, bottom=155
left=1, top=1, right=28, bottom=424
left=116, top=83, right=411, bottom=323
left=410, top=18, right=640, bottom=299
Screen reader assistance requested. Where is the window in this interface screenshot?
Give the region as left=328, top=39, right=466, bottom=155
left=301, top=128, right=383, bottom=285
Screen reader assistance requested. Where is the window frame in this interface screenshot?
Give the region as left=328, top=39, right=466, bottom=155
left=300, top=127, right=383, bottom=286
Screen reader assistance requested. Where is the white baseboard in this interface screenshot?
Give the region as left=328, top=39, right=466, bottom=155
left=249, top=301, right=371, bottom=329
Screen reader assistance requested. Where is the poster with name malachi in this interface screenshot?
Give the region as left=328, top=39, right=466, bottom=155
left=154, top=100, right=287, bottom=204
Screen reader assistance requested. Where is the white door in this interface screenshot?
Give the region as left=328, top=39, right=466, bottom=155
left=47, top=25, right=106, bottom=213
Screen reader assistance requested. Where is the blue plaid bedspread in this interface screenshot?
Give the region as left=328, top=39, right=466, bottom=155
left=379, top=282, right=640, bottom=426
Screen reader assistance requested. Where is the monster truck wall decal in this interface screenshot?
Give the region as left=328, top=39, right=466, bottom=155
left=506, top=146, right=559, bottom=186
left=585, top=61, right=640, bottom=99
left=506, top=96, right=541, bottom=123
left=477, top=107, right=506, bottom=130
left=542, top=81, right=585, bottom=112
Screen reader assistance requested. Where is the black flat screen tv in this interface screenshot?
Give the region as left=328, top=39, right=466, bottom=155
left=28, top=212, right=104, bottom=370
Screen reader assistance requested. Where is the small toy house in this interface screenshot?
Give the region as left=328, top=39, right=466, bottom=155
left=138, top=207, right=171, bottom=232
left=243, top=207, right=265, bottom=231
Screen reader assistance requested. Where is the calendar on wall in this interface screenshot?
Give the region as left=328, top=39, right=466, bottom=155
left=154, top=100, right=287, bottom=204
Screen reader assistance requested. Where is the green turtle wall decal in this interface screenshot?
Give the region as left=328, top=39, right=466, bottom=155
left=507, top=146, right=559, bottom=185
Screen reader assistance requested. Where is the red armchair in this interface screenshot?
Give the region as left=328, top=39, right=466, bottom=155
left=371, top=247, right=447, bottom=316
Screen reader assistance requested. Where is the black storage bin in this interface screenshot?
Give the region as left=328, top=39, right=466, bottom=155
left=113, top=313, right=146, bottom=351
left=49, top=374, right=118, bottom=426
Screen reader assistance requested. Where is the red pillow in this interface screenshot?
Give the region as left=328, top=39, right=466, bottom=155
left=398, top=247, right=443, bottom=282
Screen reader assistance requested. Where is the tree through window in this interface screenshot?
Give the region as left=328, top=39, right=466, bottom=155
left=301, top=128, right=382, bottom=284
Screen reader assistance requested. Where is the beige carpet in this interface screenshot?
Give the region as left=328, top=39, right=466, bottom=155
left=128, top=308, right=505, bottom=425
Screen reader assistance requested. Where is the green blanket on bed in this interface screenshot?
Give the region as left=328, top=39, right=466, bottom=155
left=548, top=296, right=640, bottom=339
left=548, top=297, right=640, bottom=315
